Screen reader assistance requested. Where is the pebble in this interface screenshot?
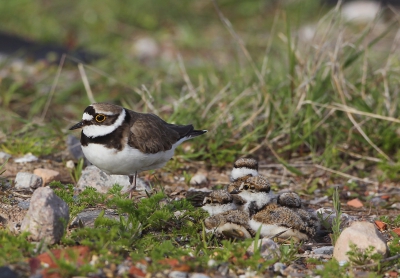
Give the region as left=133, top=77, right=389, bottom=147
left=65, top=160, right=75, bottom=169
left=33, top=169, right=60, bottom=185
left=342, top=1, right=381, bottom=23
left=66, top=135, right=84, bottom=160
left=246, top=238, right=281, bottom=260
left=132, top=37, right=159, bottom=60
left=17, top=201, right=30, bottom=210
left=21, top=187, right=69, bottom=244
left=273, top=262, right=286, bottom=273
left=313, top=246, right=334, bottom=255
left=333, top=221, right=389, bottom=263
left=315, top=208, right=358, bottom=229
left=189, top=273, right=210, bottom=278
left=14, top=153, right=38, bottom=163
left=0, top=266, right=18, bottom=278
left=169, top=271, right=188, bottom=278
left=190, top=172, right=208, bottom=186
left=69, top=209, right=123, bottom=228
left=77, top=165, right=150, bottom=194
left=14, top=172, right=42, bottom=190
left=0, top=151, right=11, bottom=161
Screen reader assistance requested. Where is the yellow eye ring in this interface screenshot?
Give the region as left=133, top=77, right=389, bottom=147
left=95, top=114, right=106, bottom=122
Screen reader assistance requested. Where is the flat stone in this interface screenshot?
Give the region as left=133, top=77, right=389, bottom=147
left=333, top=221, right=389, bottom=264
left=21, top=187, right=69, bottom=244
left=69, top=209, right=123, bottom=228
left=77, top=165, right=150, bottom=194
left=347, top=198, right=363, bottom=208
left=246, top=238, right=281, bottom=260
left=33, top=169, right=60, bottom=185
left=313, top=246, right=334, bottom=255
left=14, top=172, right=42, bottom=190
left=14, top=153, right=38, bottom=163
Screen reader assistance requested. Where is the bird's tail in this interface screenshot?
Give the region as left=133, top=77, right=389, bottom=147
left=187, top=129, right=207, bottom=139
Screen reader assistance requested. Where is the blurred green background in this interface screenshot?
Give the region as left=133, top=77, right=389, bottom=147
left=2, top=0, right=400, bottom=177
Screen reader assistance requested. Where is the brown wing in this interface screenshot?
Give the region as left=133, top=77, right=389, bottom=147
left=128, top=112, right=193, bottom=154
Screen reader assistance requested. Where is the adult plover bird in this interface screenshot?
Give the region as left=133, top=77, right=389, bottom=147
left=204, top=210, right=254, bottom=240
left=249, top=203, right=316, bottom=241
left=201, top=189, right=245, bottom=216
left=70, top=103, right=207, bottom=196
left=230, top=175, right=275, bottom=216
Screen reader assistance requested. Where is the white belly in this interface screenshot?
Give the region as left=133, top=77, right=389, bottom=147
left=82, top=141, right=181, bottom=175
left=249, top=219, right=308, bottom=240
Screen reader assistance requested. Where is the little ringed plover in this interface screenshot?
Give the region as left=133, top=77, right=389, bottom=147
left=70, top=103, right=207, bottom=196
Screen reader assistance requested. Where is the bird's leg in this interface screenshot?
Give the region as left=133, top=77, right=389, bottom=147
left=128, top=171, right=137, bottom=199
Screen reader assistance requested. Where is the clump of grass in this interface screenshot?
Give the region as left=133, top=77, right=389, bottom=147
left=68, top=158, right=84, bottom=184
left=346, top=243, right=383, bottom=269
left=0, top=231, right=36, bottom=265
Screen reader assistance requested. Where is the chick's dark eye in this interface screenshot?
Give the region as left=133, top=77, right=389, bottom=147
left=206, top=199, right=212, bottom=204
left=95, top=114, right=106, bottom=122
left=244, top=185, right=249, bottom=190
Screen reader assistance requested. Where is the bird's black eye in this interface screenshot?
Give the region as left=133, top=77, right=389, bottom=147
left=244, top=185, right=249, bottom=190
left=95, top=114, right=106, bottom=122
left=205, top=198, right=212, bottom=204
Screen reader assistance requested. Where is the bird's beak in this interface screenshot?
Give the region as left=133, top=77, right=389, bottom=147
left=230, top=189, right=239, bottom=194
left=69, top=121, right=85, bottom=130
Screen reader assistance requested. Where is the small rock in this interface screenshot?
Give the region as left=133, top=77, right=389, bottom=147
left=333, top=221, right=389, bottom=264
left=17, top=201, right=30, bottom=210
left=347, top=198, right=363, bottom=208
left=273, top=262, right=286, bottom=273
left=342, top=1, right=381, bottom=23
left=14, top=172, right=42, bottom=190
left=66, top=135, right=84, bottom=160
left=70, top=209, right=123, bottom=228
left=33, top=169, right=60, bottom=185
left=190, top=172, right=208, bottom=186
left=0, top=151, right=11, bottom=162
left=132, top=37, right=159, bottom=60
left=392, top=228, right=400, bottom=236
left=246, top=238, right=281, bottom=260
left=77, top=165, right=150, bottom=194
left=315, top=208, right=358, bottom=229
left=189, top=273, right=211, bottom=278
left=313, top=246, right=334, bottom=255
left=0, top=266, right=18, bottom=278
left=21, top=187, right=69, bottom=244
left=65, top=160, right=75, bottom=169
left=169, top=271, right=188, bottom=278
left=374, top=220, right=387, bottom=231
left=370, top=197, right=387, bottom=207
left=14, top=153, right=38, bottom=163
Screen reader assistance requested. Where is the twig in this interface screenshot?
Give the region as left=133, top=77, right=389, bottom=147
left=314, top=164, right=378, bottom=185
left=40, top=54, right=66, bottom=121
left=301, top=101, right=400, bottom=124
left=177, top=53, right=200, bottom=103
left=78, top=63, right=96, bottom=103
left=329, top=46, right=393, bottom=162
